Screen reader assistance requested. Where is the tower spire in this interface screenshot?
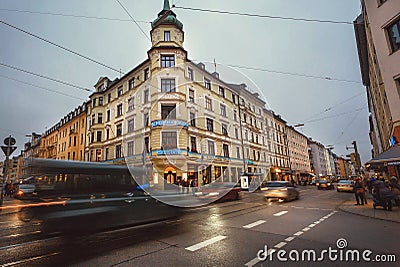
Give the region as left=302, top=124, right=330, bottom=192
left=163, top=0, right=171, bottom=11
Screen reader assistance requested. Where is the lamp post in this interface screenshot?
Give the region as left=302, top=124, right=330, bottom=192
left=346, top=141, right=361, bottom=175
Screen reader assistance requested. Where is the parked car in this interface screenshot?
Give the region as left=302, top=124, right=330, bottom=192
left=260, top=181, right=299, bottom=202
left=316, top=180, right=334, bottom=190
left=14, top=183, right=37, bottom=199
left=197, top=182, right=242, bottom=202
left=337, top=180, right=355, bottom=192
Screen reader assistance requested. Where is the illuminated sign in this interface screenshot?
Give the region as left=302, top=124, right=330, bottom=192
left=156, top=149, right=183, bottom=155
left=151, top=120, right=189, bottom=127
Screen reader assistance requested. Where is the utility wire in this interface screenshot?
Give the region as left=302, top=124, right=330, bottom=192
left=0, top=8, right=151, bottom=23
left=115, top=0, right=151, bottom=42
left=333, top=104, right=367, bottom=146
left=226, top=63, right=361, bottom=84
left=0, top=20, right=122, bottom=75
left=172, top=5, right=355, bottom=25
left=0, top=62, right=93, bottom=92
left=0, top=74, right=87, bottom=100
left=303, top=92, right=365, bottom=122
left=304, top=106, right=367, bottom=124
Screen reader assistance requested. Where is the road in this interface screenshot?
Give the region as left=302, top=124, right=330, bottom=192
left=0, top=185, right=399, bottom=266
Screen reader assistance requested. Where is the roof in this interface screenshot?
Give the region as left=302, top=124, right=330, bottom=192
left=152, top=0, right=183, bottom=30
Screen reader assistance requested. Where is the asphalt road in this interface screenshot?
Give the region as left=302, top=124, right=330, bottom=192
left=0, top=185, right=399, bottom=266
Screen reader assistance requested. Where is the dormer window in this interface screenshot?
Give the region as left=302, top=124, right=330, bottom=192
left=164, top=31, right=171, bottom=41
left=98, top=84, right=104, bottom=92
left=144, top=67, right=150, bottom=81
left=161, top=55, right=175, bottom=68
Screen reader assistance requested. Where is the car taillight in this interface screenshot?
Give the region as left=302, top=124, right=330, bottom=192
left=17, top=190, right=23, bottom=196
left=279, top=188, right=288, bottom=191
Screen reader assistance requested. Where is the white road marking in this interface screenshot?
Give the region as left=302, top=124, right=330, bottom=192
left=274, top=242, right=287, bottom=248
left=243, top=220, right=266, bottom=229
left=2, top=252, right=60, bottom=266
left=302, top=227, right=310, bottom=231
left=293, top=231, right=303, bottom=236
left=285, top=236, right=295, bottom=242
left=273, top=210, right=288, bottom=216
left=244, top=257, right=260, bottom=267
left=309, top=223, right=316, bottom=227
left=185, top=235, right=227, bottom=252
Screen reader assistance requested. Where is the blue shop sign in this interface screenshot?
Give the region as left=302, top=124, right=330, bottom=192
left=151, top=120, right=189, bottom=127
left=156, top=149, right=183, bottom=155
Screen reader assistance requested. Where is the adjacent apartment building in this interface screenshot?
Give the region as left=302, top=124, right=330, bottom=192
left=354, top=0, right=400, bottom=157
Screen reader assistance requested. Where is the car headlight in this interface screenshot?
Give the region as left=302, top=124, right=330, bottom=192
left=327, top=183, right=331, bottom=186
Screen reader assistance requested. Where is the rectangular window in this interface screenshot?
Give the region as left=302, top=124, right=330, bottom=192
left=99, top=96, right=103, bottom=106
left=108, top=93, right=111, bottom=103
left=144, top=137, right=149, bottom=152
left=127, top=141, right=134, bottom=157
left=127, top=119, right=134, bottom=133
left=204, top=78, right=211, bottom=90
left=396, top=77, right=400, bottom=98
left=116, top=144, right=122, bottom=158
left=233, top=110, right=237, bottom=121
left=235, top=128, right=239, bottom=139
left=118, top=86, right=123, bottom=97
left=232, top=94, right=236, bottom=104
left=206, top=118, right=214, bottom=132
left=117, top=104, right=123, bottom=117
left=219, top=86, right=225, bottom=98
left=161, top=79, right=176, bottom=92
left=220, top=104, right=227, bottom=117
left=144, top=89, right=149, bottom=104
left=128, top=97, right=134, bottom=111
left=190, top=112, right=196, bottom=127
left=387, top=18, right=400, bottom=52
left=208, top=140, right=215, bottom=155
left=91, top=114, right=95, bottom=125
left=91, top=132, right=94, bottom=143
left=190, top=136, right=197, bottom=152
left=164, top=31, right=171, bottom=41
left=106, top=129, right=110, bottom=140
left=223, top=144, right=229, bottom=158
left=96, top=131, right=102, bottom=142
left=144, top=112, right=149, bottom=127
left=161, top=55, right=175, bottom=68
left=236, top=147, right=240, bottom=159
left=188, top=89, right=195, bottom=103
left=92, top=98, right=97, bottom=108
left=188, top=68, right=194, bottom=81
left=116, top=124, right=122, bottom=137
left=106, top=110, right=110, bottom=121
left=222, top=124, right=228, bottom=136
left=98, top=113, right=103, bottom=124
left=205, top=97, right=212, bottom=110
left=162, top=131, right=177, bottom=149
left=129, top=77, right=135, bottom=90
left=144, top=67, right=150, bottom=80
left=161, top=104, right=176, bottom=119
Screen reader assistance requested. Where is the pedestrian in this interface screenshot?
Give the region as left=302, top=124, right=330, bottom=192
left=190, top=179, right=196, bottom=194
left=389, top=176, right=400, bottom=206
left=354, top=178, right=365, bottom=205
left=366, top=179, right=373, bottom=194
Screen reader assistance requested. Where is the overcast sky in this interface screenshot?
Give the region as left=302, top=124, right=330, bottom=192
left=0, top=0, right=369, bottom=163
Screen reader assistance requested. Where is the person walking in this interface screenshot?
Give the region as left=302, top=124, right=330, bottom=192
left=354, top=178, right=365, bottom=205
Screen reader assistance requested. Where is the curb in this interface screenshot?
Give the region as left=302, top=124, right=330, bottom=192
left=338, top=202, right=400, bottom=224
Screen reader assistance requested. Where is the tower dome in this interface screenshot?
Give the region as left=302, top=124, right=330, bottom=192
left=151, top=0, right=183, bottom=30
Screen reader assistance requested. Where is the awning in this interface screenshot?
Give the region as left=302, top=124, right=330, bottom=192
left=366, top=144, right=400, bottom=169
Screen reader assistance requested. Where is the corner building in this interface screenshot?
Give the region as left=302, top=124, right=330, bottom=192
left=85, top=0, right=273, bottom=188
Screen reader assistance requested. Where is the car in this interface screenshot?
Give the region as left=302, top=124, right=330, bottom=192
left=316, top=180, right=334, bottom=190
left=260, top=181, right=299, bottom=202
left=13, top=183, right=37, bottom=199
left=196, top=182, right=242, bottom=202
left=309, top=178, right=317, bottom=186
left=336, top=180, right=355, bottom=192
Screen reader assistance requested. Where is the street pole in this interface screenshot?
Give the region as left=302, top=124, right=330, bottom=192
left=352, top=141, right=361, bottom=175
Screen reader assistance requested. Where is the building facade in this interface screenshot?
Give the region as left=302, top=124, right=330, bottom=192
left=286, top=126, right=311, bottom=182
left=308, top=138, right=328, bottom=177
left=84, top=0, right=274, bottom=188
left=354, top=0, right=400, bottom=157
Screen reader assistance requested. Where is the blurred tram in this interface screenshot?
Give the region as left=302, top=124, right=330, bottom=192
left=18, top=158, right=182, bottom=232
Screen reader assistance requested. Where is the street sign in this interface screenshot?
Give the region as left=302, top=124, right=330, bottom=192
left=4, top=136, right=16, bottom=146
left=1, top=146, right=17, bottom=156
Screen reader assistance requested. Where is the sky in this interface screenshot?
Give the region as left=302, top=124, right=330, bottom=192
left=0, top=0, right=370, bottom=163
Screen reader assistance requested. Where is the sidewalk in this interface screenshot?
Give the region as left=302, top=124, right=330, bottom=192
left=338, top=195, right=400, bottom=223
left=0, top=197, right=22, bottom=216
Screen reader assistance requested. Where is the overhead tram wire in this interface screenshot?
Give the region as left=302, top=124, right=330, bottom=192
left=0, top=8, right=152, bottom=23
left=303, top=106, right=367, bottom=124
left=0, top=62, right=93, bottom=93
left=172, top=5, right=356, bottom=25
left=0, top=74, right=87, bottom=101
left=0, top=20, right=123, bottom=75
left=115, top=0, right=151, bottom=42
